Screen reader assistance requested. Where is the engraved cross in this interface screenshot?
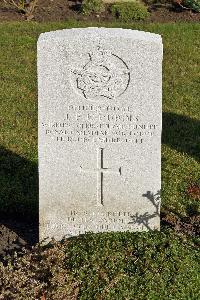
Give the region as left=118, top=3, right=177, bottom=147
left=80, top=148, right=122, bottom=206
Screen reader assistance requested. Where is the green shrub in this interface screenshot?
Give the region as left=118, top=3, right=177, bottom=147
left=111, top=1, right=149, bottom=22
left=81, top=0, right=105, bottom=15
left=183, top=0, right=200, bottom=12
left=0, top=231, right=199, bottom=299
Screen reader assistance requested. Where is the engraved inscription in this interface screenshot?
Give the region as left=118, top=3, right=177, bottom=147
left=44, top=210, right=157, bottom=235
left=71, top=46, right=130, bottom=102
left=41, top=105, right=158, bottom=144
left=80, top=148, right=122, bottom=206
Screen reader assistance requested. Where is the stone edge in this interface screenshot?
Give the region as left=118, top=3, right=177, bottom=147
left=37, top=27, right=162, bottom=45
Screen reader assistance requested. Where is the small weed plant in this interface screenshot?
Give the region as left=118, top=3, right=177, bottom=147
left=81, top=0, right=105, bottom=15
left=2, top=0, right=38, bottom=20
left=111, top=1, right=149, bottom=22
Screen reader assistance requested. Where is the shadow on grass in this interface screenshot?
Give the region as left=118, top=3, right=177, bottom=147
left=0, top=146, right=38, bottom=248
left=162, top=112, right=200, bottom=162
left=129, top=191, right=161, bottom=230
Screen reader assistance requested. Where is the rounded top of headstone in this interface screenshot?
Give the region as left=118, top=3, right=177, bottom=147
left=38, top=27, right=162, bottom=45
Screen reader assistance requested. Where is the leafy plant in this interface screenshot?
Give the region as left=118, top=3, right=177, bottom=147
left=182, top=0, right=200, bottom=11
left=81, top=0, right=105, bottom=15
left=111, top=2, right=149, bottom=22
left=2, top=0, right=38, bottom=20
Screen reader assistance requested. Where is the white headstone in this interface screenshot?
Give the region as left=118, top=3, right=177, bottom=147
left=38, top=28, right=163, bottom=240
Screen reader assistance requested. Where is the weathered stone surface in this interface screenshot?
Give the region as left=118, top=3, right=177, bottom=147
left=38, top=28, right=163, bottom=240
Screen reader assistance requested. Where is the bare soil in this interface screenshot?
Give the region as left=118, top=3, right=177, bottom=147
left=0, top=217, right=38, bottom=258
left=0, top=0, right=200, bottom=23
left=161, top=211, right=200, bottom=237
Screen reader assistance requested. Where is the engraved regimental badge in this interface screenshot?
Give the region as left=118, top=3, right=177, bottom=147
left=71, top=46, right=130, bottom=103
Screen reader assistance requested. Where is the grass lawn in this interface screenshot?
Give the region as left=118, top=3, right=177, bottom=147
left=0, top=21, right=199, bottom=299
